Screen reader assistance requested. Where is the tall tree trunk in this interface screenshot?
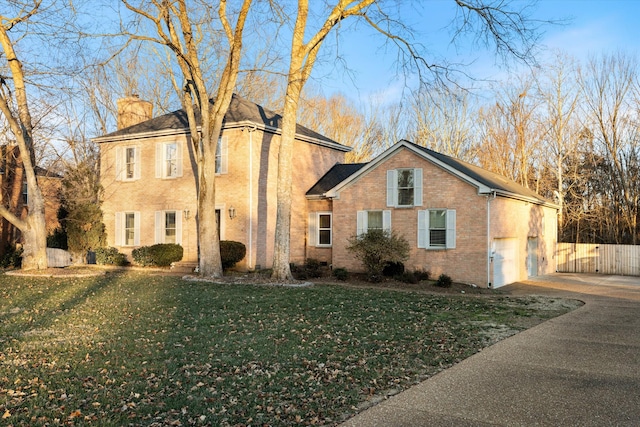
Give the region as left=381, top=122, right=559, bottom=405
left=0, top=17, right=48, bottom=270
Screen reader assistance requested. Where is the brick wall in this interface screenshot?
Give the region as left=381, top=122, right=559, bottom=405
left=100, top=127, right=344, bottom=268
left=330, top=146, right=558, bottom=287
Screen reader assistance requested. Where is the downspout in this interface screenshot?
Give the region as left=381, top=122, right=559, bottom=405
left=487, top=191, right=497, bottom=288
left=247, top=124, right=257, bottom=269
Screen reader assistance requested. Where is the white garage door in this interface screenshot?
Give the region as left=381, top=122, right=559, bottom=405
left=493, top=238, right=519, bottom=288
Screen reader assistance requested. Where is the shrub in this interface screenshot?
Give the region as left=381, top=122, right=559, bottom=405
left=383, top=261, right=405, bottom=277
left=47, top=228, right=68, bottom=250
left=132, top=244, right=184, bottom=267
left=95, top=247, right=128, bottom=266
left=220, top=241, right=246, bottom=270
left=332, top=267, right=349, bottom=281
left=435, top=273, right=453, bottom=288
left=413, top=269, right=430, bottom=281
left=396, top=271, right=418, bottom=284
left=132, top=246, right=153, bottom=266
left=346, top=229, right=410, bottom=282
left=304, top=258, right=322, bottom=278
left=1, top=245, right=22, bottom=269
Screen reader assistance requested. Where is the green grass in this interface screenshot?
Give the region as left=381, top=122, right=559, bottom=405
left=0, top=271, right=577, bottom=426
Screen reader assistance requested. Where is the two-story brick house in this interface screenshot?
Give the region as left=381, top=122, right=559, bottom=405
left=306, top=140, right=559, bottom=288
left=95, top=94, right=350, bottom=270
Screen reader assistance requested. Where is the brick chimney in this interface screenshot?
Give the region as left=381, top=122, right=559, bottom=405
left=116, top=95, right=153, bottom=130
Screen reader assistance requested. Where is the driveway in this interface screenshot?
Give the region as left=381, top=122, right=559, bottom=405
left=341, top=273, right=640, bottom=426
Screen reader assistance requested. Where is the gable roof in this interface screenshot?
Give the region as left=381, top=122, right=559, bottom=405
left=93, top=94, right=351, bottom=152
left=306, top=163, right=368, bottom=198
left=321, top=140, right=558, bottom=208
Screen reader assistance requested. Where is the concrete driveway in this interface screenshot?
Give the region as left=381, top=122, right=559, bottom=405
left=341, top=273, right=640, bottom=426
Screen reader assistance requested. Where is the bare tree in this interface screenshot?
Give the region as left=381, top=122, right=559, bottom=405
left=271, top=0, right=546, bottom=280
left=476, top=76, right=544, bottom=189
left=123, top=0, right=253, bottom=277
left=0, top=3, right=51, bottom=270
left=535, top=51, right=580, bottom=235
left=578, top=53, right=640, bottom=244
left=297, top=92, right=381, bottom=162
left=271, top=0, right=375, bottom=280
left=409, top=86, right=476, bottom=161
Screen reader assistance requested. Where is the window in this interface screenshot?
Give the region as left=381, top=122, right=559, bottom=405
left=318, top=213, right=332, bottom=246
left=125, top=213, right=136, bottom=246
left=115, top=211, right=140, bottom=246
left=215, top=137, right=228, bottom=174
left=397, top=169, right=415, bottom=206
left=115, top=145, right=141, bottom=181
left=357, top=210, right=391, bottom=236
left=387, top=168, right=422, bottom=207
left=155, top=210, right=182, bottom=244
left=155, top=142, right=182, bottom=179
left=309, top=212, right=332, bottom=247
left=125, top=148, right=136, bottom=179
left=22, top=181, right=28, bottom=205
left=165, top=211, right=177, bottom=243
left=417, top=209, right=456, bottom=249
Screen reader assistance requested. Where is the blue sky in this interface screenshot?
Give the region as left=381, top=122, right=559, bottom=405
left=312, top=0, right=640, bottom=104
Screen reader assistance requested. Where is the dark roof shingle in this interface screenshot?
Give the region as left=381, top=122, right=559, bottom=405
left=96, top=94, right=346, bottom=149
left=306, top=163, right=368, bottom=196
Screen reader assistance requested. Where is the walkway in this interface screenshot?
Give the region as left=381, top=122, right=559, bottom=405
left=341, top=273, right=640, bottom=426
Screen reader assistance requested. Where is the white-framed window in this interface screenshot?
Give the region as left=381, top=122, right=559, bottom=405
left=115, top=211, right=141, bottom=246
left=155, top=210, right=183, bottom=244
left=115, top=145, right=141, bottom=181
left=215, top=136, right=228, bottom=174
left=387, top=168, right=422, bottom=207
left=308, top=212, right=332, bottom=247
left=357, top=210, right=391, bottom=236
left=417, top=209, right=456, bottom=249
left=155, top=141, right=183, bottom=179
left=22, top=181, right=28, bottom=204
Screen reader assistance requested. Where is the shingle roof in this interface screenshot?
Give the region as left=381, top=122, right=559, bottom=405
left=317, top=140, right=556, bottom=207
left=306, top=163, right=368, bottom=196
left=95, top=94, right=349, bottom=150
left=402, top=140, right=553, bottom=205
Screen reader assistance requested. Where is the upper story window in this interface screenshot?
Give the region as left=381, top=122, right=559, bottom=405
left=22, top=181, right=28, bottom=205
left=216, top=136, right=228, bottom=174
left=156, top=141, right=183, bottom=179
left=115, top=145, right=141, bottom=181
left=387, top=168, right=422, bottom=207
left=125, top=148, right=136, bottom=179
left=417, top=209, right=456, bottom=249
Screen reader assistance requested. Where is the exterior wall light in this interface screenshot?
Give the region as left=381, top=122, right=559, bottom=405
left=229, top=205, right=236, bottom=219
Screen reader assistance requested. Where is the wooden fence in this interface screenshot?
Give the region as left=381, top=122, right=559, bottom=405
left=556, top=243, right=640, bottom=276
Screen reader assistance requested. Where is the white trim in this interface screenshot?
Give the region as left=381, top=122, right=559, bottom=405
left=418, top=209, right=456, bottom=250
left=315, top=212, right=332, bottom=247
left=324, top=140, right=558, bottom=209
left=216, top=136, right=228, bottom=175
left=92, top=120, right=352, bottom=153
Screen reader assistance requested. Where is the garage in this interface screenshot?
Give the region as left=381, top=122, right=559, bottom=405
left=493, top=238, right=519, bottom=288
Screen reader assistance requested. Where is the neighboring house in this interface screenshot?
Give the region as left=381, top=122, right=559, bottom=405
left=306, top=140, right=559, bottom=288
left=94, top=94, right=350, bottom=269
left=0, top=143, right=61, bottom=257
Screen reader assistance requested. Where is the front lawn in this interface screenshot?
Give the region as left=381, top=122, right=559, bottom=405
left=0, top=271, right=579, bottom=426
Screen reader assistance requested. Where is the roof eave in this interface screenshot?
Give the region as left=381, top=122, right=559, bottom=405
left=481, top=188, right=560, bottom=209
left=93, top=119, right=351, bottom=152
